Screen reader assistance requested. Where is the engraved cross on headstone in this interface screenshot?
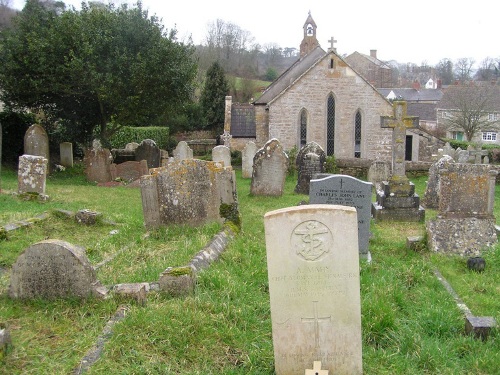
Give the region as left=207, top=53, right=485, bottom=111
left=305, top=361, right=329, bottom=375
left=328, top=37, right=337, bottom=52
left=301, top=301, right=331, bottom=349
left=380, top=101, right=418, bottom=185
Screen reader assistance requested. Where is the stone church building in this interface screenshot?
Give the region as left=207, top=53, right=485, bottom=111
left=228, top=13, right=439, bottom=162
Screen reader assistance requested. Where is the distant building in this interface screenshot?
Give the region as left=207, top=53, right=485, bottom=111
left=344, top=50, right=395, bottom=88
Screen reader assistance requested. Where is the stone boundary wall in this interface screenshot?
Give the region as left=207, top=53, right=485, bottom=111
left=336, top=158, right=433, bottom=179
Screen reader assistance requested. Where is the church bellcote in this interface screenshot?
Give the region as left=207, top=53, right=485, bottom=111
left=300, top=11, right=319, bottom=57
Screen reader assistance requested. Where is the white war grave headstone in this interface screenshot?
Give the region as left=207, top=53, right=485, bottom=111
left=264, top=205, right=362, bottom=375
left=309, top=174, right=372, bottom=258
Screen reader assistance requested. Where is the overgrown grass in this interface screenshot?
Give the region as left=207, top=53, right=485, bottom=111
left=0, top=165, right=498, bottom=374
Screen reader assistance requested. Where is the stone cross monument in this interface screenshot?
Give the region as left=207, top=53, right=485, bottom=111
left=380, top=100, right=419, bottom=195
left=372, top=101, right=425, bottom=222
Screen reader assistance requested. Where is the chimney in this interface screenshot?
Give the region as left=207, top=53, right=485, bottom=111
left=437, top=79, right=442, bottom=89
left=413, top=80, right=421, bottom=90
left=370, top=49, right=377, bottom=59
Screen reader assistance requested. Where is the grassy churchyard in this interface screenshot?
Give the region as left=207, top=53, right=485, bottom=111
left=0, top=164, right=499, bottom=374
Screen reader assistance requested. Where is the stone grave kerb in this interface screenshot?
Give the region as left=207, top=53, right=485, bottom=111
left=380, top=100, right=419, bottom=195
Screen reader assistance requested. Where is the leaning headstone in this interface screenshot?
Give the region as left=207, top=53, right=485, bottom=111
left=9, top=240, right=98, bottom=300
left=24, top=124, right=49, bottom=160
left=422, top=155, right=454, bottom=209
left=212, top=145, right=231, bottom=167
left=59, top=142, right=73, bottom=168
left=264, top=205, right=362, bottom=374
left=294, top=142, right=325, bottom=195
left=250, top=139, right=288, bottom=196
left=125, top=142, right=140, bottom=152
left=173, top=141, right=193, bottom=160
left=310, top=174, right=373, bottom=257
left=83, top=140, right=113, bottom=183
left=241, top=141, right=257, bottom=178
left=17, top=155, right=48, bottom=195
left=426, top=164, right=498, bottom=256
left=140, top=159, right=223, bottom=228
left=135, top=139, right=160, bottom=169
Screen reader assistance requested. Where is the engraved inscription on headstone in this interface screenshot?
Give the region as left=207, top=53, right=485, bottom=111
left=265, top=205, right=362, bottom=375
left=250, top=139, right=288, bottom=196
left=310, top=175, right=372, bottom=256
left=9, top=239, right=97, bottom=300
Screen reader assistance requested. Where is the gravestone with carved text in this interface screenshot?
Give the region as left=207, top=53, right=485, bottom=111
left=241, top=141, right=257, bottom=178
left=250, top=138, right=288, bottom=196
left=372, top=101, right=425, bottom=222
left=264, top=205, right=362, bottom=375
left=309, top=174, right=372, bottom=257
left=295, top=142, right=325, bottom=195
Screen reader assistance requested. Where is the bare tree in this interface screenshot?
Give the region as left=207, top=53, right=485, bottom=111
left=475, top=57, right=499, bottom=81
left=439, top=83, right=500, bottom=141
left=454, top=57, right=475, bottom=82
left=0, top=0, right=17, bottom=31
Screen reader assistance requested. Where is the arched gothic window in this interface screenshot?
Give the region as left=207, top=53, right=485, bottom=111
left=327, top=94, right=335, bottom=155
left=300, top=109, right=307, bottom=148
left=354, top=110, right=362, bottom=158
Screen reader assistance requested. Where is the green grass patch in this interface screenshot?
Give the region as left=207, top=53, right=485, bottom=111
left=0, top=165, right=498, bottom=374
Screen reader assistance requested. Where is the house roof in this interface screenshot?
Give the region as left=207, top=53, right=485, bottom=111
left=437, top=84, right=500, bottom=111
left=254, top=46, right=326, bottom=105
left=407, top=102, right=437, bottom=122
left=347, top=51, right=392, bottom=71
left=377, top=88, right=443, bottom=102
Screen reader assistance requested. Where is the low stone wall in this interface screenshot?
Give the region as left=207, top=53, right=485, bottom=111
left=336, top=158, right=432, bottom=179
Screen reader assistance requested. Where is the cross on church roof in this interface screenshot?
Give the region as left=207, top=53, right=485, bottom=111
left=328, top=36, right=337, bottom=52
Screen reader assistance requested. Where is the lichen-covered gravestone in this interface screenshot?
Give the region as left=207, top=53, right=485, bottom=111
left=24, top=124, right=49, bottom=160
left=9, top=240, right=98, bottom=300
left=294, top=142, right=325, bottom=195
left=17, top=155, right=48, bottom=195
left=212, top=145, right=231, bottom=168
left=264, top=205, right=362, bottom=375
left=140, top=159, right=228, bottom=228
left=173, top=141, right=193, bottom=160
left=250, top=138, right=288, bottom=196
left=83, top=140, right=113, bottom=183
left=426, top=164, right=498, bottom=256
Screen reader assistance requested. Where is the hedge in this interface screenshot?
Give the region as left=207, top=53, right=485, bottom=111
left=108, top=126, right=170, bottom=150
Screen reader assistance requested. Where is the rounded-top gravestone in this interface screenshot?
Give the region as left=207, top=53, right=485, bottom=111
left=9, top=239, right=97, bottom=300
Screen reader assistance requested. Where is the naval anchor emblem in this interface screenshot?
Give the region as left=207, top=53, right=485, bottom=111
left=292, top=220, right=332, bottom=261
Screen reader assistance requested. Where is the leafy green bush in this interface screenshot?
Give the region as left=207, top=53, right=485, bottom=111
left=286, top=146, right=298, bottom=176
left=107, top=126, right=170, bottom=149
left=446, top=139, right=469, bottom=149
left=324, top=155, right=338, bottom=174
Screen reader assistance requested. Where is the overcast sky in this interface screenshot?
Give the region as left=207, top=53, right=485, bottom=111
left=11, top=0, right=499, bottom=67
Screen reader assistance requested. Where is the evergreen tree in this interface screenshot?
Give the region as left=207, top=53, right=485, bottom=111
left=200, top=61, right=229, bottom=134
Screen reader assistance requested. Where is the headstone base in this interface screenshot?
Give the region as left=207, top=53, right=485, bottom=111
left=465, top=316, right=497, bottom=341
left=372, top=181, right=425, bottom=222
left=426, top=217, right=497, bottom=256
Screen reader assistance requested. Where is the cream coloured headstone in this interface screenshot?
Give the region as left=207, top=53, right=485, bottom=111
left=264, top=205, right=362, bottom=375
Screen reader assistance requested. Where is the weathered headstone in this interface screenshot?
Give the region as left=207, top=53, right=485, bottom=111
left=140, top=159, right=223, bottom=228
left=135, top=139, right=160, bottom=169
left=17, top=155, right=48, bottom=195
left=309, top=174, right=372, bottom=257
left=241, top=141, right=257, bottom=178
left=24, top=124, right=49, bottom=161
left=367, top=160, right=390, bottom=190
left=83, top=140, right=113, bottom=183
left=372, top=101, right=425, bottom=222
left=294, top=142, right=325, bottom=195
left=173, top=141, right=193, bottom=160
left=59, top=142, right=73, bottom=168
left=250, top=138, right=288, bottom=196
left=110, top=160, right=149, bottom=182
left=426, top=164, right=498, bottom=256
left=125, top=142, right=140, bottom=152
left=212, top=145, right=231, bottom=167
left=264, top=205, right=362, bottom=375
left=422, top=155, right=454, bottom=209
left=9, top=239, right=98, bottom=300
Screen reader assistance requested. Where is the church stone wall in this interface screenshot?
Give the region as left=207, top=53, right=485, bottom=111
left=266, top=55, right=393, bottom=160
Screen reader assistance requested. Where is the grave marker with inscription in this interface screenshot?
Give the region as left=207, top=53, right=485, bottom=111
left=212, top=145, right=231, bottom=167
left=264, top=205, right=362, bottom=375
left=17, top=155, right=48, bottom=195
left=250, top=138, right=288, bottom=196
left=294, top=142, right=326, bottom=195
left=309, top=174, right=372, bottom=257
left=60, top=142, right=73, bottom=168
left=9, top=239, right=98, bottom=300
left=241, top=141, right=257, bottom=178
